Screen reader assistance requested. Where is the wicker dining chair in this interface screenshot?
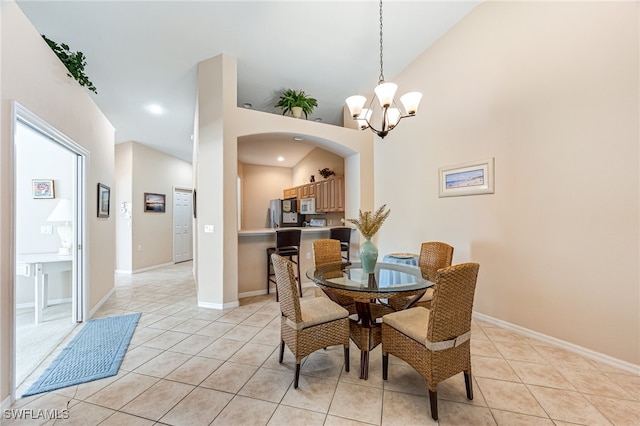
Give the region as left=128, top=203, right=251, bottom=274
left=414, top=241, right=454, bottom=309
left=271, top=253, right=350, bottom=388
left=381, top=262, right=480, bottom=421
left=312, top=239, right=356, bottom=314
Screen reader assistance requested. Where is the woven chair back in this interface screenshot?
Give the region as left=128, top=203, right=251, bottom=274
left=329, top=227, right=352, bottom=245
left=271, top=253, right=302, bottom=323
left=419, top=242, right=454, bottom=282
left=313, top=239, right=342, bottom=267
left=427, top=263, right=479, bottom=344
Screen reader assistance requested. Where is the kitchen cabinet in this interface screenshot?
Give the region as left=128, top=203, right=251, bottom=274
left=284, top=178, right=343, bottom=212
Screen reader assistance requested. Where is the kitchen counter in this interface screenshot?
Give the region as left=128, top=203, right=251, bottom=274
left=238, top=226, right=338, bottom=236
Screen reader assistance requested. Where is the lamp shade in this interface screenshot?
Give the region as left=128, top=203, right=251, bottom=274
left=47, top=198, right=72, bottom=222
left=345, top=95, right=367, bottom=118
left=400, top=92, right=423, bottom=115
left=374, top=82, right=397, bottom=108
left=386, top=108, right=401, bottom=129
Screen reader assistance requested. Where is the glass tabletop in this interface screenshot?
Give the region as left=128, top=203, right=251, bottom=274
left=306, top=261, right=432, bottom=294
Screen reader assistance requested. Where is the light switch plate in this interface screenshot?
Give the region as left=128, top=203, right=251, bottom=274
left=204, top=225, right=214, bottom=233
left=40, top=225, right=53, bottom=234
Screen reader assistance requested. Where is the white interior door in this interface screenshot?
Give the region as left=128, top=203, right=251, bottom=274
left=173, top=188, right=193, bottom=263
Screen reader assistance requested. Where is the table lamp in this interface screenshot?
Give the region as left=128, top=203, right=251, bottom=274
left=46, top=198, right=72, bottom=256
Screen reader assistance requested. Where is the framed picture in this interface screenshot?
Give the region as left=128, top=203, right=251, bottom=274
left=439, top=158, right=495, bottom=197
left=97, top=183, right=110, bottom=218
left=32, top=179, right=55, bottom=199
left=144, top=192, right=166, bottom=212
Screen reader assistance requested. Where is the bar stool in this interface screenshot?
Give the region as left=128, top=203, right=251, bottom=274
left=329, top=227, right=352, bottom=261
left=267, top=229, right=302, bottom=299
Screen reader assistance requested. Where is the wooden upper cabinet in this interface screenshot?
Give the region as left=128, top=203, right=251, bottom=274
left=301, top=184, right=310, bottom=198
left=336, top=176, right=344, bottom=212
left=284, top=178, right=343, bottom=212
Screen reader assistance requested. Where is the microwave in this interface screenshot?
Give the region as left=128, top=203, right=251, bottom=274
left=299, top=198, right=316, bottom=214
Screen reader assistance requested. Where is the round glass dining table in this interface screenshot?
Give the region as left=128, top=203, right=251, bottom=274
left=306, top=261, right=432, bottom=379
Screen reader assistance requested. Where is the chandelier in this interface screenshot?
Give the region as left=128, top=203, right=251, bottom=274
left=345, top=0, right=422, bottom=138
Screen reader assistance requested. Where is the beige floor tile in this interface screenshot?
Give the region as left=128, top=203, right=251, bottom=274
left=228, top=342, right=276, bottom=366
left=197, top=337, right=245, bottom=360
left=509, top=360, right=576, bottom=390
left=533, top=345, right=596, bottom=371
left=217, top=310, right=254, bottom=324
left=62, top=400, right=115, bottom=426
left=146, top=315, right=187, bottom=331
left=195, top=321, right=237, bottom=338
left=165, top=356, right=224, bottom=385
left=53, top=370, right=125, bottom=401
left=128, top=326, right=165, bottom=346
left=482, top=327, right=535, bottom=345
left=472, top=339, right=503, bottom=358
left=329, top=381, right=383, bottom=425
left=437, top=399, right=496, bottom=425
left=556, top=366, right=633, bottom=399
left=99, top=411, right=156, bottom=425
left=135, top=313, right=165, bottom=328
left=222, top=324, right=263, bottom=342
left=133, top=350, right=192, bottom=378
left=168, top=333, right=217, bottom=355
left=211, top=395, right=277, bottom=426
left=261, top=345, right=301, bottom=373
left=381, top=363, right=429, bottom=396
left=380, top=389, right=435, bottom=425
left=170, top=318, right=212, bottom=334
left=493, top=342, right=546, bottom=363
left=300, top=350, right=347, bottom=380
left=472, top=355, right=521, bottom=382
left=491, top=409, right=554, bottom=425
left=141, top=330, right=190, bottom=350
left=242, top=312, right=279, bottom=328
left=585, top=394, right=640, bottom=425
left=153, top=304, right=188, bottom=316
left=120, top=379, right=194, bottom=421
left=120, top=345, right=164, bottom=372
left=4, top=392, right=72, bottom=426
left=527, top=385, right=613, bottom=425
left=281, top=374, right=340, bottom=413
left=239, top=367, right=294, bottom=403
left=249, top=325, right=281, bottom=346
left=200, top=361, right=258, bottom=394
left=324, top=415, right=377, bottom=425
left=85, top=372, right=159, bottom=410
left=436, top=374, right=487, bottom=407
left=173, top=306, right=208, bottom=319
left=475, top=377, right=546, bottom=417
left=603, top=372, right=640, bottom=400
left=160, top=387, right=233, bottom=426
left=268, top=404, right=326, bottom=426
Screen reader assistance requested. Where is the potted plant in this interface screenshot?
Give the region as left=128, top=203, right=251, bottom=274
left=42, top=35, right=97, bottom=94
left=318, top=168, right=335, bottom=179
left=275, top=89, right=317, bottom=119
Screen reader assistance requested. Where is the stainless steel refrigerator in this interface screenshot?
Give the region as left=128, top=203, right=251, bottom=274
left=267, top=198, right=301, bottom=228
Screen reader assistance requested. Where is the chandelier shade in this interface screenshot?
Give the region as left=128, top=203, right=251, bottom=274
left=345, top=0, right=422, bottom=138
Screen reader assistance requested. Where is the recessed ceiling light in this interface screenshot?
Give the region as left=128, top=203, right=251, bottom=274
left=147, top=104, right=164, bottom=115
left=242, top=103, right=253, bottom=109
left=277, top=156, right=284, bottom=162
left=293, top=136, right=304, bottom=141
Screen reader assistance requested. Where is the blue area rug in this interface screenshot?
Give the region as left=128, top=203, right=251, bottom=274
left=23, top=313, right=141, bottom=397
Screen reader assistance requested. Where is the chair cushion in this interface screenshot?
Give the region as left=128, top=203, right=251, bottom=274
left=418, top=287, right=434, bottom=302
left=383, top=307, right=430, bottom=344
left=285, top=297, right=349, bottom=331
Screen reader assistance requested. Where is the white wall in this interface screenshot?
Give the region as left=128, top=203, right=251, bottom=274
left=374, top=1, right=638, bottom=365
left=1, top=0, right=115, bottom=402
left=241, top=163, right=291, bottom=229
left=115, top=141, right=193, bottom=272
left=292, top=147, right=344, bottom=186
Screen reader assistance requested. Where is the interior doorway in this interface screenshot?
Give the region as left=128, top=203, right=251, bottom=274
left=13, top=103, right=87, bottom=393
left=173, top=187, right=193, bottom=263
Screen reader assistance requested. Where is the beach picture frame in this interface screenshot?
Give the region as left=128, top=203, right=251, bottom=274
left=32, top=179, right=55, bottom=199
left=144, top=192, right=166, bottom=212
left=439, top=158, right=495, bottom=197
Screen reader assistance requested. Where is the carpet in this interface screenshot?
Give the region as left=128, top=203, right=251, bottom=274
left=23, top=312, right=141, bottom=397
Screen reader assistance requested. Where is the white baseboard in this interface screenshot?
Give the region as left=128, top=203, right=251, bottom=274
left=238, top=281, right=315, bottom=299
left=197, top=300, right=239, bottom=310
left=88, top=286, right=116, bottom=319
left=16, top=298, right=72, bottom=310
left=473, top=311, right=640, bottom=375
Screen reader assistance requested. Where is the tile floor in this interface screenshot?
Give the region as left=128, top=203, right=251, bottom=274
left=8, top=261, right=639, bottom=425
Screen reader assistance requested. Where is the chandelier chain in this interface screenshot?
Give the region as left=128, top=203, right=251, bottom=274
left=379, top=0, right=384, bottom=84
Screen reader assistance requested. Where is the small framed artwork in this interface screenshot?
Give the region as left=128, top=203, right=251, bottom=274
left=32, top=179, right=55, bottom=199
left=439, top=158, right=495, bottom=197
left=144, top=192, right=166, bottom=212
left=97, top=183, right=111, bottom=218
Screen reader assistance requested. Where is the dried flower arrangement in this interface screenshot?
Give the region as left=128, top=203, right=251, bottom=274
left=318, top=168, right=335, bottom=179
left=347, top=204, right=391, bottom=238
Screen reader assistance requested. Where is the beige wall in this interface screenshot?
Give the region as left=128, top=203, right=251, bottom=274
left=1, top=0, right=115, bottom=402
left=115, top=141, right=193, bottom=272
left=292, top=147, right=345, bottom=186
left=241, top=163, right=291, bottom=229
left=374, top=1, right=638, bottom=365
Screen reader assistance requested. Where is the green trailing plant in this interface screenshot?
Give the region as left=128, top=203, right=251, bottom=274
left=275, top=89, right=317, bottom=118
left=42, top=35, right=97, bottom=94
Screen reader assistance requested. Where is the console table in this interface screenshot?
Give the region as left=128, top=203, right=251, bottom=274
left=16, top=253, right=73, bottom=324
